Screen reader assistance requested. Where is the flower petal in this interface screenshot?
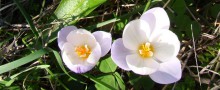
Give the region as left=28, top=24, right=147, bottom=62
left=87, top=42, right=101, bottom=64
left=123, top=19, right=151, bottom=50
left=62, top=43, right=95, bottom=73
left=151, top=29, right=180, bottom=62
left=140, top=7, right=170, bottom=33
left=126, top=54, right=159, bottom=75
left=111, top=38, right=132, bottom=70
left=92, top=31, right=112, bottom=57
left=62, top=43, right=83, bottom=65
left=149, top=57, right=182, bottom=84
left=66, top=29, right=97, bottom=49
left=62, top=42, right=101, bottom=73
left=58, top=26, right=77, bottom=50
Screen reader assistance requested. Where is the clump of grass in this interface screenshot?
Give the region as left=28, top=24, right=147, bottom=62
left=0, top=0, right=220, bottom=89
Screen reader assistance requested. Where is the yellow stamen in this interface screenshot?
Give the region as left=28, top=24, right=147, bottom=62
left=75, top=45, right=91, bottom=60
left=138, top=43, right=154, bottom=58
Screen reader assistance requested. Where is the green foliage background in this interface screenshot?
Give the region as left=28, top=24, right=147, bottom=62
left=0, top=0, right=220, bottom=89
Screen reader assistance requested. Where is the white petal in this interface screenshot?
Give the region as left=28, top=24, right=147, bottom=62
left=151, top=30, right=180, bottom=62
left=58, top=26, right=77, bottom=50
left=123, top=19, right=151, bottom=50
left=140, top=7, right=170, bottom=33
left=63, top=53, right=95, bottom=73
left=62, top=43, right=94, bottom=73
left=92, top=31, right=112, bottom=57
left=111, top=38, right=132, bottom=70
left=86, top=42, right=101, bottom=65
left=149, top=57, right=182, bottom=84
left=62, top=42, right=100, bottom=73
left=62, top=43, right=83, bottom=65
left=66, top=29, right=97, bottom=49
left=126, top=54, right=159, bottom=75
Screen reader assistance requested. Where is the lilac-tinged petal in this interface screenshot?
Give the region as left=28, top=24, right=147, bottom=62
left=66, top=29, right=97, bottom=49
left=71, top=64, right=95, bottom=73
left=58, top=26, right=77, bottom=50
left=140, top=7, right=170, bottom=33
left=151, top=29, right=180, bottom=62
left=93, top=31, right=112, bottom=57
left=123, top=19, right=151, bottom=50
left=87, top=42, right=101, bottom=64
left=126, top=54, right=159, bottom=75
left=111, top=38, right=132, bottom=70
left=149, top=57, right=182, bottom=84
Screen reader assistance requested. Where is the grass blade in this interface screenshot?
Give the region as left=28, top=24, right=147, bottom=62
left=13, top=0, right=38, bottom=37
left=0, top=49, right=47, bottom=74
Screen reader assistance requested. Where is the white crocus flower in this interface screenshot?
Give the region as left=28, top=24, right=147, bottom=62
left=111, top=7, right=182, bottom=84
left=58, top=26, right=112, bottom=73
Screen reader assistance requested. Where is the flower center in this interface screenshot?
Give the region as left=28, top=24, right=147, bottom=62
left=75, top=45, right=91, bottom=60
left=138, top=42, right=154, bottom=58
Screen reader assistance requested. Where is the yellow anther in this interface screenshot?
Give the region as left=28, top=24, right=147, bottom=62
left=75, top=45, right=91, bottom=60
left=138, top=43, right=154, bottom=58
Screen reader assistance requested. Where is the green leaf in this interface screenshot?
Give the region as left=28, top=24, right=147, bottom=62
left=53, top=0, right=106, bottom=24
left=129, top=72, right=154, bottom=90
left=86, top=18, right=120, bottom=30
left=94, top=74, right=118, bottom=90
left=175, top=15, right=191, bottom=29
left=5, top=65, right=50, bottom=86
left=186, top=21, right=201, bottom=39
left=113, top=72, right=125, bottom=90
left=83, top=74, right=117, bottom=90
left=0, top=49, right=47, bottom=74
left=98, top=56, right=117, bottom=73
left=210, top=4, right=220, bottom=18
left=170, top=0, right=186, bottom=15
left=13, top=0, right=38, bottom=37
left=46, top=0, right=107, bottom=45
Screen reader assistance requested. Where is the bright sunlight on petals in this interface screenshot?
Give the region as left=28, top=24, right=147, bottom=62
left=58, top=26, right=111, bottom=73
left=140, top=7, right=170, bottom=33
left=126, top=54, right=159, bottom=75
left=122, top=19, right=151, bottom=50
left=111, top=7, right=182, bottom=84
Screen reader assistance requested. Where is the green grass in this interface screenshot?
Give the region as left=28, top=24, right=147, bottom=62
left=0, top=0, right=220, bottom=89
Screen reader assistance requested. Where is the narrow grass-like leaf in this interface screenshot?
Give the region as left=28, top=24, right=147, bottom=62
left=86, top=5, right=145, bottom=31
left=10, top=65, right=50, bottom=79
left=5, top=65, right=50, bottom=86
left=13, top=0, right=38, bottom=37
left=114, top=72, right=125, bottom=90
left=53, top=0, right=106, bottom=24
left=86, top=18, right=120, bottom=30
left=143, top=0, right=152, bottom=13
left=0, top=49, right=47, bottom=74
